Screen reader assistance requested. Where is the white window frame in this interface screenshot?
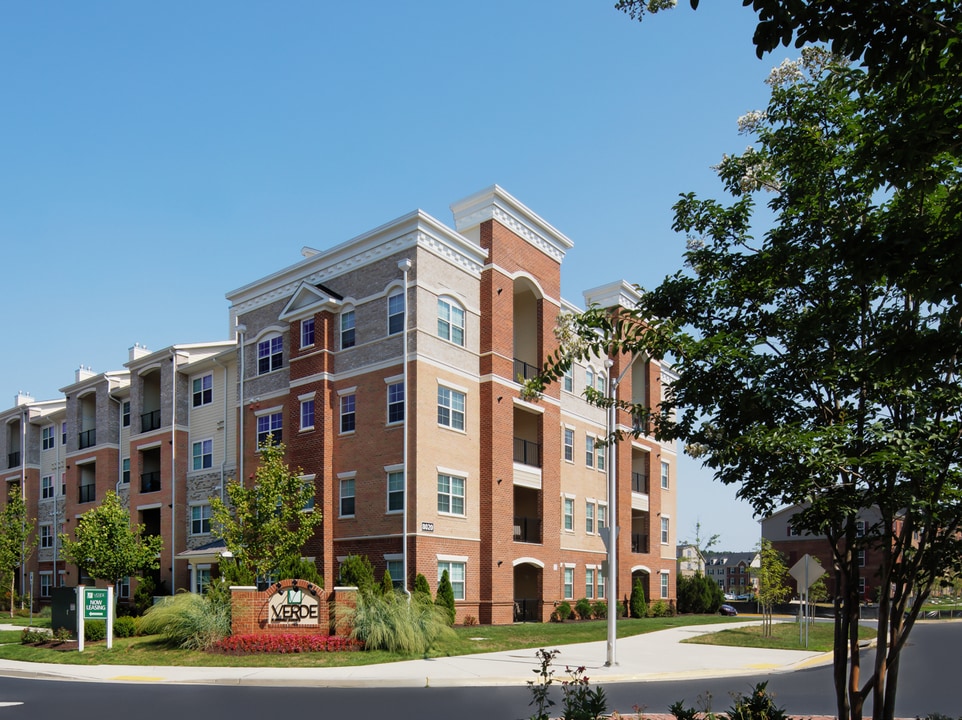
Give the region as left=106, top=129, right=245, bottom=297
left=563, top=565, right=574, bottom=600
left=340, top=391, right=356, bottom=434
left=437, top=297, right=465, bottom=346
left=387, top=291, right=405, bottom=335
left=585, top=501, right=595, bottom=534
left=585, top=435, right=595, bottom=468
left=387, top=468, right=404, bottom=514
left=339, top=474, right=356, bottom=518
left=257, top=334, right=283, bottom=375
left=387, top=380, right=404, bottom=424
left=597, top=442, right=606, bottom=472
left=661, top=515, right=670, bottom=545
left=301, top=317, right=315, bottom=348
left=192, top=373, right=213, bottom=408
left=563, top=427, right=574, bottom=463
left=41, top=475, right=54, bottom=500
left=563, top=365, right=573, bottom=393
left=597, top=502, right=607, bottom=531
left=122, top=457, right=130, bottom=484
left=586, top=567, right=595, bottom=599
left=40, top=523, right=53, bottom=549
left=299, top=394, right=316, bottom=431
left=340, top=308, right=356, bottom=349
left=661, top=460, right=670, bottom=489
left=194, top=565, right=212, bottom=595
left=190, top=503, right=212, bottom=536
left=42, top=426, right=55, bottom=451
left=191, top=438, right=214, bottom=471
left=437, top=385, right=466, bottom=431
left=661, top=571, right=670, bottom=599
left=597, top=567, right=605, bottom=599
left=256, top=411, right=283, bottom=447
left=39, top=571, right=53, bottom=598
left=437, top=558, right=466, bottom=601
left=563, top=496, right=574, bottom=532
left=586, top=367, right=595, bottom=391
left=437, top=473, right=465, bottom=516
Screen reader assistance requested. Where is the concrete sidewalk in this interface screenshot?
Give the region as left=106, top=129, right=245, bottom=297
left=0, top=620, right=829, bottom=688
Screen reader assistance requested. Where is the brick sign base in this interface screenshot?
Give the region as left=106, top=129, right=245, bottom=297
left=230, top=579, right=357, bottom=637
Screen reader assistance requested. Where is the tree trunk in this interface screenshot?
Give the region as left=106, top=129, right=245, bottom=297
left=834, top=572, right=849, bottom=720
left=848, top=582, right=864, bottom=720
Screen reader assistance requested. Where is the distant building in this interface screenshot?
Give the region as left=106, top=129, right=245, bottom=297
left=703, top=551, right=760, bottom=597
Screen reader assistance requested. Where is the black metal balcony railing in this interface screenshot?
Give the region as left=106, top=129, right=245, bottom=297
left=79, top=484, right=96, bottom=504
left=631, top=533, right=650, bottom=554
left=141, top=471, right=162, bottom=493
left=141, top=410, right=161, bottom=433
left=513, top=437, right=542, bottom=467
left=513, top=358, right=540, bottom=382
left=631, top=472, right=649, bottom=494
left=7, top=451, right=20, bottom=469
left=513, top=516, right=543, bottom=544
left=78, top=428, right=96, bottom=449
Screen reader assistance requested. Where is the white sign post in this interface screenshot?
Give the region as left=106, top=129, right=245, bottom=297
left=789, top=554, right=826, bottom=648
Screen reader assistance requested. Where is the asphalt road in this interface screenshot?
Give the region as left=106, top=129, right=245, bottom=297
left=0, top=622, right=957, bottom=719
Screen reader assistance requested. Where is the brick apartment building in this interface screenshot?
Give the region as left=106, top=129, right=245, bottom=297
left=1, top=186, right=678, bottom=623
left=761, top=503, right=886, bottom=602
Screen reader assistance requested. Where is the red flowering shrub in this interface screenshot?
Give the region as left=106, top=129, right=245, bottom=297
left=212, top=634, right=363, bottom=655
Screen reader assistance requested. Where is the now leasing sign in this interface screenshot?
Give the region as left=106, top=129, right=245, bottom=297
left=267, top=581, right=320, bottom=625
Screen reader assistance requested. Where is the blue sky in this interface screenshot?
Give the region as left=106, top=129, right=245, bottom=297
left=1, top=2, right=793, bottom=551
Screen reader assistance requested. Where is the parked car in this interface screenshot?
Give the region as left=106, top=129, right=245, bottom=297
left=719, top=604, right=738, bottom=617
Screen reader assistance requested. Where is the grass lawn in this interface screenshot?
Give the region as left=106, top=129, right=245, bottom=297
left=685, top=619, right=876, bottom=653
left=0, top=615, right=739, bottom=668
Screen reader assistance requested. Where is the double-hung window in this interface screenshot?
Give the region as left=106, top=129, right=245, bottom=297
left=661, top=460, right=670, bottom=489
left=122, top=401, right=130, bottom=427
left=301, top=317, right=315, bottom=348
left=339, top=477, right=355, bottom=517
left=597, top=442, right=606, bottom=472
left=42, top=427, right=55, bottom=451
left=122, top=458, right=130, bottom=484
left=563, top=497, right=574, bottom=531
left=341, top=310, right=355, bottom=349
left=437, top=473, right=465, bottom=516
left=40, top=524, right=53, bottom=549
left=563, top=567, right=574, bottom=600
left=300, top=398, right=315, bottom=430
left=41, top=475, right=54, bottom=500
left=597, top=569, right=606, bottom=599
left=563, top=365, right=573, bottom=393
left=192, top=374, right=213, bottom=407
left=437, top=298, right=465, bottom=346
left=661, top=516, right=670, bottom=544
left=585, top=501, right=595, bottom=534
left=387, top=382, right=404, bottom=423
left=340, top=393, right=356, bottom=433
left=191, top=504, right=212, bottom=535
left=437, top=386, right=465, bottom=430
left=563, top=428, right=574, bottom=462
left=586, top=568, right=595, bottom=599
left=437, top=561, right=465, bottom=601
left=585, top=436, right=595, bottom=468
left=257, top=336, right=283, bottom=375
left=387, top=291, right=405, bottom=335
left=257, top=412, right=283, bottom=447
left=661, top=572, right=669, bottom=599
left=586, top=367, right=595, bottom=390
left=192, top=439, right=213, bottom=470
left=387, top=470, right=404, bottom=513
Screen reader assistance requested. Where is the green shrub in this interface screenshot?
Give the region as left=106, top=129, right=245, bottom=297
left=574, top=597, right=593, bottom=620
left=413, top=573, right=431, bottom=601
left=591, top=600, right=608, bottom=619
left=275, top=556, right=323, bottom=586
left=649, top=599, right=673, bottom=617
left=137, top=592, right=230, bottom=650
left=113, top=615, right=137, bottom=638
left=727, top=681, right=788, bottom=720
left=347, top=593, right=454, bottom=654
left=435, top=569, right=456, bottom=625
left=380, top=569, right=395, bottom=597
left=52, top=626, right=73, bottom=642
left=84, top=620, right=107, bottom=642
left=555, top=601, right=572, bottom=621
left=20, top=628, right=50, bottom=644
left=339, top=555, right=376, bottom=596
left=132, top=576, right=157, bottom=617
left=630, top=578, right=647, bottom=618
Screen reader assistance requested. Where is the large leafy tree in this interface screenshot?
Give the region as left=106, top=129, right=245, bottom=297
left=210, top=441, right=322, bottom=583
left=0, top=486, right=36, bottom=617
left=60, top=490, right=163, bottom=588
left=527, top=50, right=962, bottom=720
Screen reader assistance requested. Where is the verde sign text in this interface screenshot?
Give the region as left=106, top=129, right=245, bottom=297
left=267, top=580, right=321, bottom=626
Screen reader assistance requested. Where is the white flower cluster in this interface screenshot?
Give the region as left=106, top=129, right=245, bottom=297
left=554, top=313, right=589, bottom=357
left=737, top=109, right=767, bottom=135
left=765, top=57, right=804, bottom=87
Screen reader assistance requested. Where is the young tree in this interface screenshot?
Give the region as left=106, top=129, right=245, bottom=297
left=629, top=576, right=647, bottom=618
left=435, top=569, right=456, bottom=625
left=526, top=49, right=962, bottom=720
left=0, top=486, right=36, bottom=617
left=755, top=540, right=790, bottom=638
left=338, top=554, right=376, bottom=597
left=210, top=441, right=322, bottom=584
left=59, top=490, right=162, bottom=589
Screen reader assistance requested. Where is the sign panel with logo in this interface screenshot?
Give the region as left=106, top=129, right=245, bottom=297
left=267, top=581, right=321, bottom=626
left=83, top=588, right=109, bottom=620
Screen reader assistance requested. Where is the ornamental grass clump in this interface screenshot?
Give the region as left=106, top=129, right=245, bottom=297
left=347, top=592, right=455, bottom=655
left=138, top=591, right=230, bottom=650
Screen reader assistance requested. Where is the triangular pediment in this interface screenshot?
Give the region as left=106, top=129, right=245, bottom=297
left=278, top=282, right=342, bottom=321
